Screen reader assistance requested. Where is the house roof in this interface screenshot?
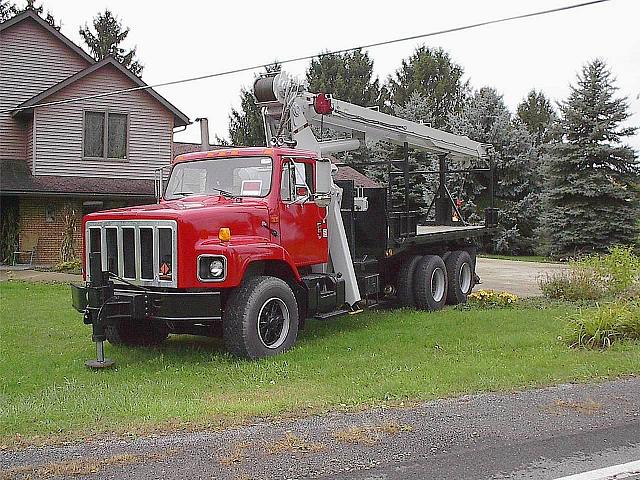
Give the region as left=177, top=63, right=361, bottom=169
left=12, top=57, right=190, bottom=127
left=0, top=10, right=94, bottom=64
left=0, top=159, right=155, bottom=198
left=334, top=164, right=384, bottom=189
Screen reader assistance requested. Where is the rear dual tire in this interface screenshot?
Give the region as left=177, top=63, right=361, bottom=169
left=397, top=250, right=475, bottom=310
left=413, top=255, right=448, bottom=311
left=445, top=250, right=474, bottom=305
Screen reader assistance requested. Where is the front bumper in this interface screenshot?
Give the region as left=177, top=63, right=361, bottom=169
left=71, top=283, right=222, bottom=324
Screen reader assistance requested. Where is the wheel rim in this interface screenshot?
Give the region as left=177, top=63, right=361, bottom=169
left=257, top=297, right=290, bottom=349
left=459, top=262, right=472, bottom=293
left=431, top=267, right=446, bottom=303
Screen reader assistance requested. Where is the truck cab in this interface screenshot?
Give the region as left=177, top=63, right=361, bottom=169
left=73, top=147, right=346, bottom=361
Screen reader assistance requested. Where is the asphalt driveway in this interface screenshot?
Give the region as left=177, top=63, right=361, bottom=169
left=0, top=258, right=565, bottom=297
left=475, top=257, right=566, bottom=297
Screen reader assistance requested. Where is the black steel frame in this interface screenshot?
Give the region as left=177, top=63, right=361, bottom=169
left=340, top=143, right=497, bottom=239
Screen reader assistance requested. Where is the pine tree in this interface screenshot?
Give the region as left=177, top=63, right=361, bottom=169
left=1, top=0, right=59, bottom=28
left=517, top=90, right=556, bottom=147
left=387, top=46, right=468, bottom=128
left=306, top=49, right=386, bottom=107
left=0, top=0, right=18, bottom=22
left=79, top=10, right=143, bottom=75
left=541, top=59, right=639, bottom=257
left=449, top=87, right=539, bottom=254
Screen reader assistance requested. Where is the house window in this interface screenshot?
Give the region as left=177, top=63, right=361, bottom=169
left=83, top=111, right=128, bottom=159
left=45, top=204, right=56, bottom=223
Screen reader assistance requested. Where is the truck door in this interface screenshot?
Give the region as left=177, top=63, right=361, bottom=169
left=278, top=159, right=328, bottom=266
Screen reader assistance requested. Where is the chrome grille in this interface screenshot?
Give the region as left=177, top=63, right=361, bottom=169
left=85, top=220, right=178, bottom=287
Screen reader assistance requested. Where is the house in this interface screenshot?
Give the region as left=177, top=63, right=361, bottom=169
left=0, top=10, right=189, bottom=265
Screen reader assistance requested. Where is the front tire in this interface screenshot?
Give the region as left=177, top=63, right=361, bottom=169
left=412, top=255, right=448, bottom=311
left=223, top=276, right=299, bottom=359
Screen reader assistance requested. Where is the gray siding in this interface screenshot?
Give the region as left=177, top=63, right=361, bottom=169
left=35, top=63, right=174, bottom=179
left=0, top=18, right=90, bottom=161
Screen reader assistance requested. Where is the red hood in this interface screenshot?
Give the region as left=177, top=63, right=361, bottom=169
left=84, top=195, right=271, bottom=239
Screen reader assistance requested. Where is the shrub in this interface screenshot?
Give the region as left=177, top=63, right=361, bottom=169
left=539, top=268, right=604, bottom=301
left=540, top=246, right=640, bottom=301
left=54, top=258, right=82, bottom=274
left=467, top=289, right=518, bottom=308
left=565, top=301, right=640, bottom=349
left=581, top=245, right=640, bottom=296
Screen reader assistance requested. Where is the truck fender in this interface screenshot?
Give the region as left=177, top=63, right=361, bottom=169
left=232, top=243, right=301, bottom=283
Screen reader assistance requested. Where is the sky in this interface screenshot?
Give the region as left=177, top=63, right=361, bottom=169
left=35, top=0, right=640, bottom=151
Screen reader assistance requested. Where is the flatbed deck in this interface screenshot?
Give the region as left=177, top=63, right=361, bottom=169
left=416, top=224, right=487, bottom=235
left=393, top=224, right=492, bottom=247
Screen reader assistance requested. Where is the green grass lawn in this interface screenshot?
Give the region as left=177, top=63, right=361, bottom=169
left=1, top=281, right=638, bottom=446
left=480, top=254, right=558, bottom=263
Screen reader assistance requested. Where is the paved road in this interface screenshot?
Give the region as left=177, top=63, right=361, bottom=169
left=476, top=257, right=566, bottom=297
left=2, top=377, right=639, bottom=480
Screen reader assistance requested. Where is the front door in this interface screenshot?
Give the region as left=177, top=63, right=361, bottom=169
left=278, top=159, right=328, bottom=266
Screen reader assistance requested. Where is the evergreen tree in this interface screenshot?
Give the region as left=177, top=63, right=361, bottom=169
left=541, top=59, right=639, bottom=257
left=228, top=88, right=267, bottom=146
left=1, top=0, right=59, bottom=28
left=0, top=0, right=18, bottom=22
left=79, top=10, right=143, bottom=75
left=306, top=49, right=385, bottom=107
left=387, top=46, right=468, bottom=128
left=517, top=90, right=556, bottom=147
left=449, top=87, right=540, bottom=254
left=228, top=63, right=281, bottom=146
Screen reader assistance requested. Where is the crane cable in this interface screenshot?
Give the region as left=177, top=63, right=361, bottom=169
left=2, top=0, right=612, bottom=116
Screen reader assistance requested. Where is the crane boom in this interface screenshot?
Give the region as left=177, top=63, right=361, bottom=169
left=254, top=72, right=488, bottom=163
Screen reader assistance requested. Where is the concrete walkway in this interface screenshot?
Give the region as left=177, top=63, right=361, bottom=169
left=0, top=258, right=567, bottom=296
left=0, top=269, right=82, bottom=283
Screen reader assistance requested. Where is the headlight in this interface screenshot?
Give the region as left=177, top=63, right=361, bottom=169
left=198, top=255, right=226, bottom=281
left=209, top=259, right=224, bottom=277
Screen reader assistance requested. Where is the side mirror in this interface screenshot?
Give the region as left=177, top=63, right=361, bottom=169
left=314, top=158, right=332, bottom=207
left=315, top=158, right=332, bottom=195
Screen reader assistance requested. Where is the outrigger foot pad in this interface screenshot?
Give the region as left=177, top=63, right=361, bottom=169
left=85, top=358, right=115, bottom=369
left=85, top=340, right=115, bottom=369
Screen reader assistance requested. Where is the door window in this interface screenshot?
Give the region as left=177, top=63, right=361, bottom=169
left=280, top=160, right=313, bottom=201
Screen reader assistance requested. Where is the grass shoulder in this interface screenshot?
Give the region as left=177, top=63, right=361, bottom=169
left=2, top=281, right=638, bottom=447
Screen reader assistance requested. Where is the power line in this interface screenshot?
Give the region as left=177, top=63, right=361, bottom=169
left=4, top=0, right=611, bottom=116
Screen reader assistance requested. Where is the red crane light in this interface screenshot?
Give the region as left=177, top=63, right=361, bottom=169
left=313, top=93, right=333, bottom=115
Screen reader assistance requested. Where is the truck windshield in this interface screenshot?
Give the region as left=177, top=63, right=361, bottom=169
left=164, top=156, right=273, bottom=200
